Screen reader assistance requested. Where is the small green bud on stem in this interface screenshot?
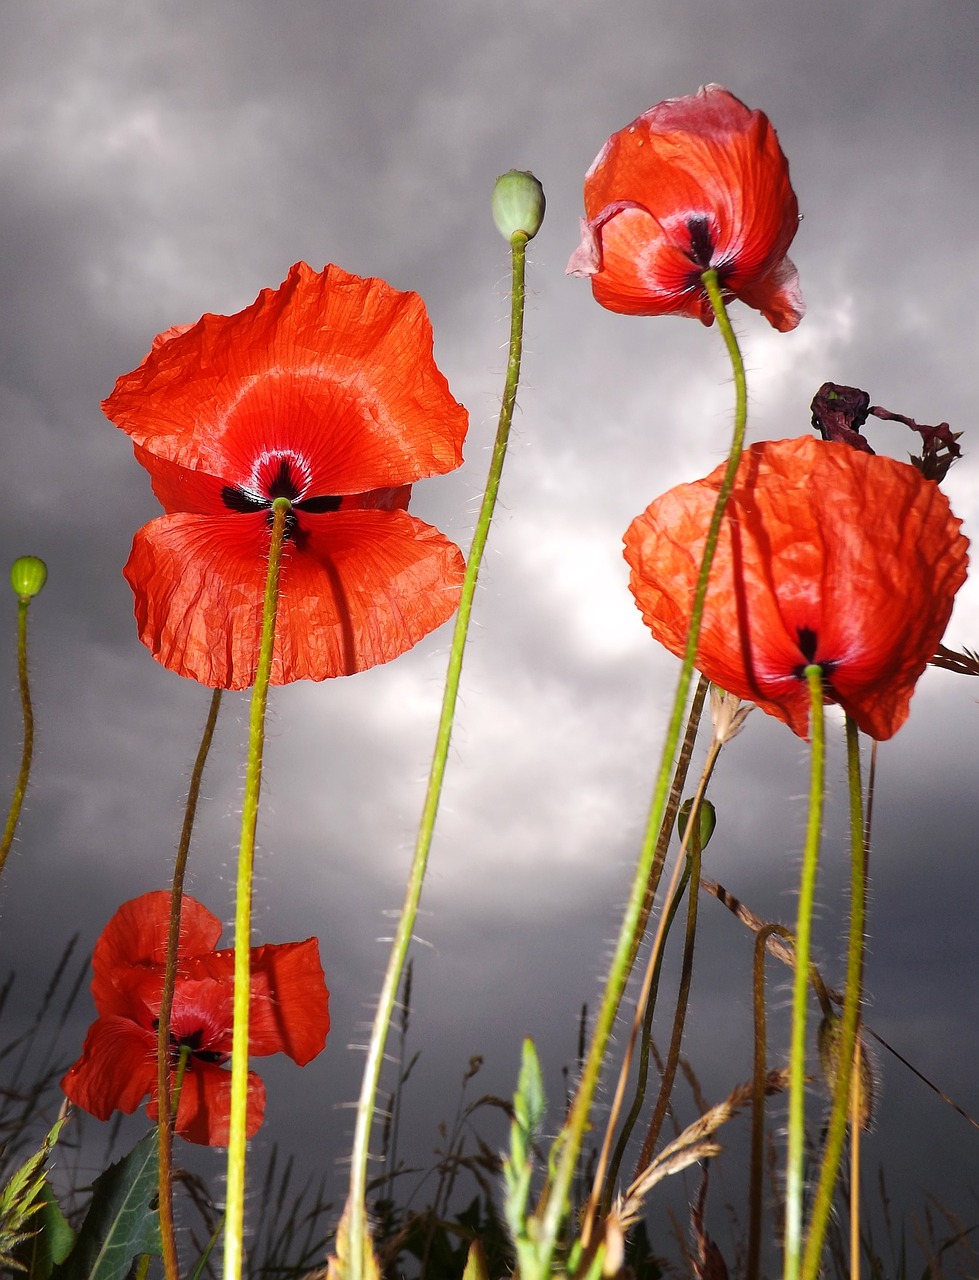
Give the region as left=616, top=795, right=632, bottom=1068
left=10, top=556, right=47, bottom=601
left=492, top=170, right=546, bottom=240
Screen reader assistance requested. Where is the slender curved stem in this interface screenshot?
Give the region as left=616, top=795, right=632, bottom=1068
left=800, top=715, right=866, bottom=1280
left=157, top=688, right=223, bottom=1280
left=783, top=666, right=827, bottom=1280
left=748, top=923, right=795, bottom=1280
left=0, top=599, right=38, bottom=878
left=601, top=678, right=709, bottom=1208
left=533, top=270, right=748, bottom=1274
left=345, top=232, right=531, bottom=1280
left=224, top=498, right=290, bottom=1280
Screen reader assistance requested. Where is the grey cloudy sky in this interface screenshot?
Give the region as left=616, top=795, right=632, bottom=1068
left=3, top=0, right=979, bottom=1267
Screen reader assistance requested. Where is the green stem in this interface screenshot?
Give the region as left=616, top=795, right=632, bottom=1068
left=345, top=232, right=531, bottom=1279
left=783, top=666, right=827, bottom=1280
left=158, top=688, right=223, bottom=1280
left=533, top=270, right=748, bottom=1273
left=0, top=599, right=37, bottom=878
left=600, top=676, right=709, bottom=1210
left=224, top=498, right=290, bottom=1280
left=748, top=923, right=794, bottom=1280
left=601, top=678, right=708, bottom=1209
left=800, top=715, right=866, bottom=1280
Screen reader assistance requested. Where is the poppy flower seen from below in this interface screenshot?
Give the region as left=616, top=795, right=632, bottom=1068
left=103, top=262, right=468, bottom=689
left=61, top=891, right=330, bottom=1146
left=624, top=437, right=969, bottom=741
left=567, top=84, right=804, bottom=331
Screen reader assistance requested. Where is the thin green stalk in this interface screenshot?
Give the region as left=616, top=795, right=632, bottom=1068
left=800, top=715, right=867, bottom=1280
left=600, top=675, right=709, bottom=1208
left=157, top=687, right=223, bottom=1280
left=783, top=666, right=827, bottom=1280
left=344, top=232, right=531, bottom=1280
left=601, top=678, right=706, bottom=1211
left=532, top=270, right=747, bottom=1275
left=224, top=497, right=290, bottom=1280
left=748, top=923, right=794, bottom=1280
left=625, top=676, right=710, bottom=982
left=0, top=599, right=38, bottom=878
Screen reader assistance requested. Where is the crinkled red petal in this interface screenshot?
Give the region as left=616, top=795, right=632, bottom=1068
left=124, top=508, right=465, bottom=689
left=61, top=1016, right=157, bottom=1120
left=91, top=891, right=223, bottom=1015
left=103, top=263, right=467, bottom=493
left=624, top=437, right=969, bottom=741
left=182, top=939, right=329, bottom=1062
left=246, top=939, right=330, bottom=1063
left=146, top=1061, right=266, bottom=1146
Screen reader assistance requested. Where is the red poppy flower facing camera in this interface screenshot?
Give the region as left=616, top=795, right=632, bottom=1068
left=624, top=437, right=968, bottom=740
left=61, top=892, right=331, bottom=1146
left=103, top=263, right=469, bottom=689
left=568, top=85, right=804, bottom=331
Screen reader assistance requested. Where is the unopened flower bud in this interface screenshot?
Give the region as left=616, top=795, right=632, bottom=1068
left=817, top=1012, right=877, bottom=1132
left=492, top=170, right=546, bottom=241
left=10, top=556, right=47, bottom=601
left=678, top=798, right=716, bottom=850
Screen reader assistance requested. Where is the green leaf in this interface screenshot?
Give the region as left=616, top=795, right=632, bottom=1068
left=52, top=1132, right=161, bottom=1280
left=18, top=1183, right=75, bottom=1279
left=502, top=1040, right=546, bottom=1278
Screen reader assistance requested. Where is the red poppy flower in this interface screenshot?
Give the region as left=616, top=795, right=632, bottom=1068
left=103, top=262, right=468, bottom=689
left=624, top=437, right=969, bottom=740
left=61, top=891, right=330, bottom=1146
left=567, top=84, right=804, bottom=331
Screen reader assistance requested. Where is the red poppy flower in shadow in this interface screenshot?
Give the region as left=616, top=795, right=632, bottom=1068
left=103, top=262, right=468, bottom=689
left=624, top=437, right=969, bottom=740
left=567, top=85, right=804, bottom=331
left=61, top=891, right=330, bottom=1146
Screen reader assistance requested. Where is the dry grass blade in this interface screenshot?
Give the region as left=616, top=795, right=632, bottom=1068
left=619, top=1070, right=788, bottom=1227
left=930, top=643, right=979, bottom=676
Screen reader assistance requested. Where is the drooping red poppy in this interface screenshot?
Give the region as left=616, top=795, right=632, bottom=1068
left=103, top=262, right=468, bottom=689
left=61, top=891, right=330, bottom=1146
left=567, top=84, right=804, bottom=331
left=624, top=437, right=969, bottom=740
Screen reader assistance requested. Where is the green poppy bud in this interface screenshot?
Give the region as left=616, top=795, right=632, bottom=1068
left=817, top=1012, right=877, bottom=1132
left=10, top=556, right=47, bottom=601
left=677, top=798, right=716, bottom=849
left=492, top=170, right=546, bottom=241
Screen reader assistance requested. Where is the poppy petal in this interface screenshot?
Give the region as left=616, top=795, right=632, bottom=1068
left=91, top=892, right=223, bottom=1014
left=124, top=508, right=466, bottom=689
left=146, top=1061, right=266, bottom=1146
left=103, top=263, right=468, bottom=494
left=624, top=437, right=969, bottom=740
left=246, top=939, right=331, bottom=1064
left=61, top=1016, right=157, bottom=1120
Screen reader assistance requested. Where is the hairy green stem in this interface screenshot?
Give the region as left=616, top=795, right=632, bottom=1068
left=224, top=498, right=290, bottom=1280
left=748, top=923, right=794, bottom=1280
left=533, top=270, right=747, bottom=1273
left=602, top=678, right=710, bottom=1208
left=800, top=715, right=866, bottom=1280
left=0, top=599, right=38, bottom=877
left=158, top=688, right=223, bottom=1280
left=345, top=232, right=531, bottom=1280
left=783, top=666, right=827, bottom=1280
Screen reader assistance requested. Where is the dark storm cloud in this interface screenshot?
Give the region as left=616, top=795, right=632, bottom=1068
left=2, top=0, right=978, bottom=1259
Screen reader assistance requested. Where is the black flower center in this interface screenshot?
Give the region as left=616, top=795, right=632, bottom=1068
left=153, top=1020, right=229, bottom=1067
left=793, top=626, right=838, bottom=686
left=220, top=453, right=342, bottom=539
left=685, top=215, right=716, bottom=270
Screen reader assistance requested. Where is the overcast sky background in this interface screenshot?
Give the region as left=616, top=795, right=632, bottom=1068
left=3, top=0, right=979, bottom=1269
